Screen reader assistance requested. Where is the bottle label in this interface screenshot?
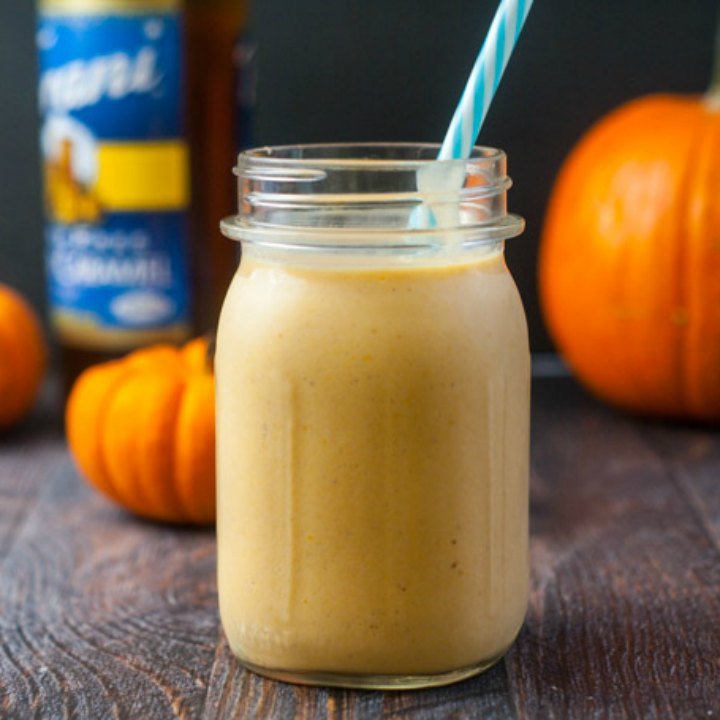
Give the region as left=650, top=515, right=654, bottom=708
left=37, top=5, right=190, bottom=349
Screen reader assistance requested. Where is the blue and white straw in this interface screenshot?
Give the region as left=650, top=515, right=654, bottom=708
left=438, top=0, right=535, bottom=161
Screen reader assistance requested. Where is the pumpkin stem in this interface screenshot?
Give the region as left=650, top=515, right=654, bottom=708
left=707, top=5, right=720, bottom=108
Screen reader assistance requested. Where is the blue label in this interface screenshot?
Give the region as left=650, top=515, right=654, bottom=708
left=37, top=7, right=191, bottom=345
left=47, top=213, right=189, bottom=329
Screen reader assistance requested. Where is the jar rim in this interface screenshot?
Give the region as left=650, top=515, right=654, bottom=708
left=223, top=142, right=524, bottom=252
left=235, top=142, right=507, bottom=174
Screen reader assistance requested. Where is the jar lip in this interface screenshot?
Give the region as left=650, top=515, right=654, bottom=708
left=226, top=142, right=523, bottom=249
left=235, top=142, right=506, bottom=175
left=220, top=213, right=525, bottom=251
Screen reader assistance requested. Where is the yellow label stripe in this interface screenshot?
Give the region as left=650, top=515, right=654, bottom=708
left=95, top=141, right=189, bottom=212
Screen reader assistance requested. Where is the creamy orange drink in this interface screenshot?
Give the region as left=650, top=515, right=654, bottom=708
left=217, top=145, right=529, bottom=689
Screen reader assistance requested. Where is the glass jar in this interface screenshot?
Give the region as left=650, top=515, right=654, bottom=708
left=217, top=143, right=530, bottom=690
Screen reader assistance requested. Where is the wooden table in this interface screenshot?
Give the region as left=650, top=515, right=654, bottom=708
left=1, top=376, right=718, bottom=719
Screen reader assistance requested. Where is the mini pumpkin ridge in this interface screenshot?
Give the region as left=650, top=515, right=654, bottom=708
left=66, top=337, right=216, bottom=524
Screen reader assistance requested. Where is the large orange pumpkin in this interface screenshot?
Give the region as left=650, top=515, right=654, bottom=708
left=0, top=284, right=46, bottom=430
left=66, top=338, right=216, bottom=524
left=540, top=94, right=720, bottom=421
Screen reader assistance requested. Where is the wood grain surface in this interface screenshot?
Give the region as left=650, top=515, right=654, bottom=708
left=0, top=377, right=717, bottom=719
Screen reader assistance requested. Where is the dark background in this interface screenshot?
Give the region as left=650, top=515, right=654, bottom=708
left=1, top=0, right=717, bottom=353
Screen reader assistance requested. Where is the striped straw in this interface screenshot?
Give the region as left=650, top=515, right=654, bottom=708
left=438, top=0, right=535, bottom=160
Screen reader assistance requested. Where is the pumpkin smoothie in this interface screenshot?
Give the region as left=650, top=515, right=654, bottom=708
left=215, top=246, right=529, bottom=681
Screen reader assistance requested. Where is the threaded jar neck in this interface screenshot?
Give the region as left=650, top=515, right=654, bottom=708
left=221, top=143, right=524, bottom=255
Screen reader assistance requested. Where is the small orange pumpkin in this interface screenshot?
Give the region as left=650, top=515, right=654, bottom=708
left=66, top=338, right=216, bottom=524
left=0, top=284, right=46, bottom=430
left=539, top=93, right=720, bottom=421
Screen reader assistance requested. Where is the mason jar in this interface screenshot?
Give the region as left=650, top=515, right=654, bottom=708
left=217, top=143, right=530, bottom=690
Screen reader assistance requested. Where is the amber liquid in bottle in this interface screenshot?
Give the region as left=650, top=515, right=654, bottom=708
left=186, top=0, right=249, bottom=335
